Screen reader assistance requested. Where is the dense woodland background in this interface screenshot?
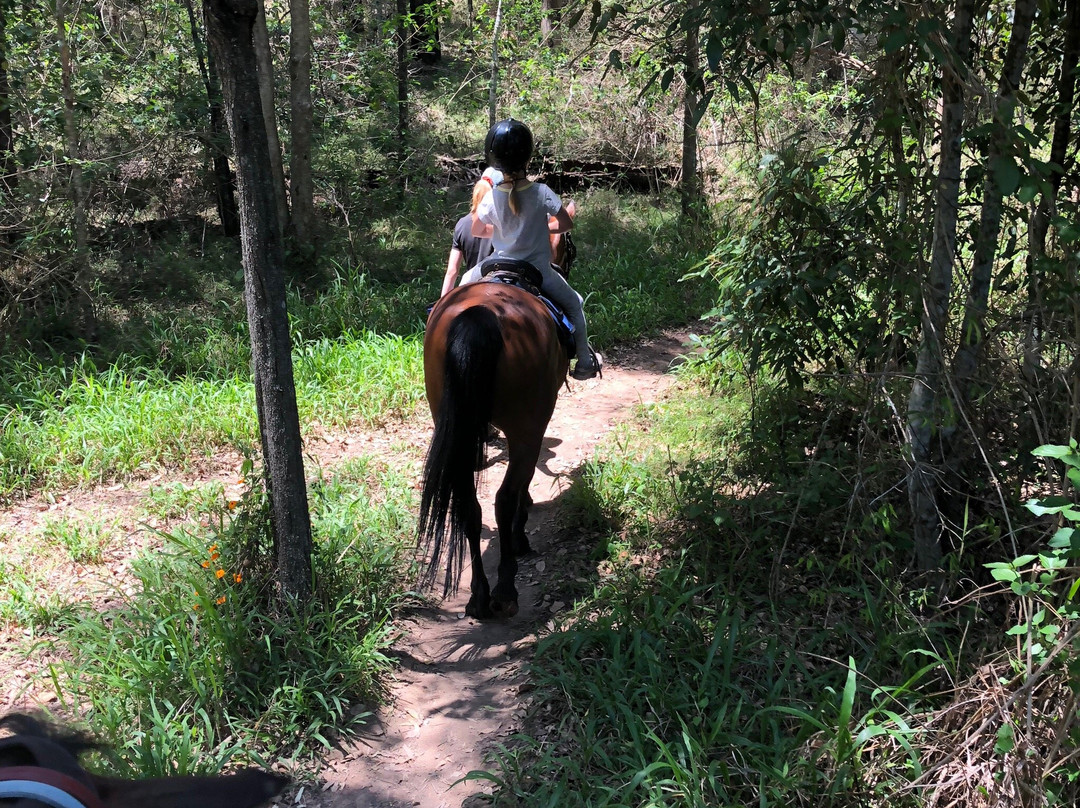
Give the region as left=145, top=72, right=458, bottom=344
left=2, top=0, right=1080, bottom=805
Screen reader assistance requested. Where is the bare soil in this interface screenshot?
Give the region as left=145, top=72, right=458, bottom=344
left=0, top=331, right=690, bottom=808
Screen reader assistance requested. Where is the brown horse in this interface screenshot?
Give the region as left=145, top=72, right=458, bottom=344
left=549, top=199, right=576, bottom=280
left=419, top=276, right=569, bottom=619
left=0, top=712, right=287, bottom=808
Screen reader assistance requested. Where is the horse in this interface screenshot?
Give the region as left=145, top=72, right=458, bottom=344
left=418, top=268, right=570, bottom=619
left=0, top=712, right=288, bottom=808
left=549, top=199, right=576, bottom=280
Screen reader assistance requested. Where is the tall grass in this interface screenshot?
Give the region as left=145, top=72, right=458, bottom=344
left=48, top=457, right=419, bottom=775
left=0, top=333, right=423, bottom=495
left=482, top=377, right=948, bottom=807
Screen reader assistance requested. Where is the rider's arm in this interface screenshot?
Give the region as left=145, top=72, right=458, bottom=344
left=471, top=212, right=494, bottom=239
left=441, top=248, right=464, bottom=297
left=548, top=206, right=574, bottom=234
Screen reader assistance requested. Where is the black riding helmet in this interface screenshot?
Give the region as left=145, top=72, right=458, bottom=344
left=485, top=118, right=533, bottom=174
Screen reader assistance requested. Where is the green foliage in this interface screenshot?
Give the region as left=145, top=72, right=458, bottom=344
left=39, top=515, right=116, bottom=564
left=50, top=459, right=418, bottom=772
left=0, top=333, right=423, bottom=496
left=482, top=374, right=952, bottom=806
left=690, top=138, right=914, bottom=387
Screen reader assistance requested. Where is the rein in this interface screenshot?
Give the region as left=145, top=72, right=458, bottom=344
left=0, top=767, right=104, bottom=808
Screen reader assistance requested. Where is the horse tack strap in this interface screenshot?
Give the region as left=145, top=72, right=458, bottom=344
left=0, top=766, right=105, bottom=808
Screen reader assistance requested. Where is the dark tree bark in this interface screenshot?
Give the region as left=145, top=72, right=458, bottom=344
left=183, top=0, right=240, bottom=237
left=953, top=0, right=1036, bottom=396
left=289, top=0, right=315, bottom=246
left=202, top=0, right=313, bottom=604
left=1025, top=0, right=1080, bottom=381
left=905, top=0, right=975, bottom=570
left=0, top=0, right=15, bottom=197
left=680, top=9, right=702, bottom=220
left=254, top=2, right=290, bottom=238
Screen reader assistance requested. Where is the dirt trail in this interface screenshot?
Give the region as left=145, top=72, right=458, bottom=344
left=0, top=331, right=687, bottom=806
left=308, top=332, right=687, bottom=808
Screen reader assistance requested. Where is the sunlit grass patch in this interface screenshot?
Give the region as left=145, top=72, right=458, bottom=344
left=39, top=514, right=119, bottom=565
left=139, top=481, right=229, bottom=523
left=0, top=333, right=424, bottom=497
left=48, top=455, right=420, bottom=774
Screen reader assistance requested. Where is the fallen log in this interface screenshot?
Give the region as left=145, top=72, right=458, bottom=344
left=436, top=154, right=679, bottom=194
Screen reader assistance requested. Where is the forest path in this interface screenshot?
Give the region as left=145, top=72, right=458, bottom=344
left=307, top=332, right=688, bottom=808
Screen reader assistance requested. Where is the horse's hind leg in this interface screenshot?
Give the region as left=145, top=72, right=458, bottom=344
left=512, top=490, right=533, bottom=556
left=463, top=496, right=493, bottom=619
left=491, top=437, right=542, bottom=617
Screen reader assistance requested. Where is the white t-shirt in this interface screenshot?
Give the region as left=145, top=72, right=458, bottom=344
left=475, top=180, right=562, bottom=273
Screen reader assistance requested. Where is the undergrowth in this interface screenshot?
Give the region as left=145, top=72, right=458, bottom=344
left=480, top=373, right=992, bottom=807
left=44, top=457, right=420, bottom=775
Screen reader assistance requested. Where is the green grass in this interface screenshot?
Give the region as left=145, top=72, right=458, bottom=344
left=480, top=377, right=949, bottom=807
left=0, top=332, right=424, bottom=496
left=48, top=454, right=421, bottom=775
left=39, top=514, right=117, bottom=564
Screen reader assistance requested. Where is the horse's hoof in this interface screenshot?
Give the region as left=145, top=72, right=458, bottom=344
left=465, top=600, right=494, bottom=619
left=491, top=599, right=519, bottom=618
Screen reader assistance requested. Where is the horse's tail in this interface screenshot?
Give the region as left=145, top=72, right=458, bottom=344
left=418, top=305, right=502, bottom=596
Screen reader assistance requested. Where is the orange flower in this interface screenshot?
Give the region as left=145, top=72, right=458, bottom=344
left=201, top=560, right=210, bottom=568
left=233, top=573, right=243, bottom=583
left=216, top=569, right=225, bottom=579
left=216, top=596, right=226, bottom=605
left=192, top=604, right=201, bottom=611
left=227, top=500, right=238, bottom=511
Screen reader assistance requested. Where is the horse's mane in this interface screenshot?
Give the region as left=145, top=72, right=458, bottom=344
left=0, top=712, right=103, bottom=757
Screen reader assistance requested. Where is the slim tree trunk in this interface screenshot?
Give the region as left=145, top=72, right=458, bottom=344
left=680, top=10, right=702, bottom=221
left=905, top=0, right=975, bottom=570
left=55, top=0, right=88, bottom=267
left=288, top=0, right=315, bottom=245
left=202, top=0, right=313, bottom=604
left=0, top=0, right=16, bottom=197
left=953, top=0, right=1036, bottom=394
left=396, top=0, right=408, bottom=156
left=488, top=0, right=502, bottom=127
left=1025, top=0, right=1079, bottom=381
left=183, top=0, right=240, bottom=237
left=541, top=0, right=563, bottom=46
left=254, top=2, right=290, bottom=237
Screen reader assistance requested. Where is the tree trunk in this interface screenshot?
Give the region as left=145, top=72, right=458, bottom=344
left=488, top=0, right=502, bottom=127
left=254, top=2, right=290, bottom=237
left=1025, top=0, right=1079, bottom=382
left=289, top=0, right=315, bottom=246
left=396, top=0, right=408, bottom=157
left=680, top=10, right=702, bottom=221
left=202, top=0, right=313, bottom=604
left=55, top=0, right=88, bottom=268
left=183, top=0, right=240, bottom=237
left=0, top=0, right=15, bottom=197
left=905, top=0, right=975, bottom=570
left=952, top=0, right=1036, bottom=395
left=541, top=0, right=562, bottom=46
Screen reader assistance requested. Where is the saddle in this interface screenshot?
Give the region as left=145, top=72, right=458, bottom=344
left=479, top=257, right=544, bottom=293
left=478, top=258, right=575, bottom=354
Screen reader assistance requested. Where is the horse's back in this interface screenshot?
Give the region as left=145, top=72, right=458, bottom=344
left=424, top=283, right=567, bottom=429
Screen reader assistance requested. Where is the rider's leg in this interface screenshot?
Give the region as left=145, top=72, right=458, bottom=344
left=539, top=267, right=594, bottom=366
left=459, top=264, right=482, bottom=285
